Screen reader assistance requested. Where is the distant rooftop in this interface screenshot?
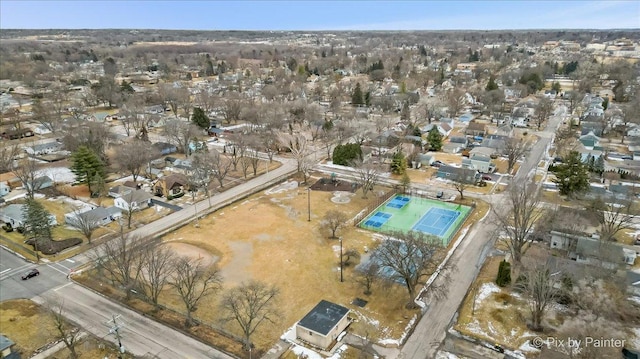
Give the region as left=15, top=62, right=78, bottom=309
left=297, top=300, right=349, bottom=336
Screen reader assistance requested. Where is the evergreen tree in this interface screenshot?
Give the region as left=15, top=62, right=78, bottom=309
left=602, top=97, right=609, bottom=110
left=22, top=198, right=53, bottom=242
left=351, top=83, right=364, bottom=106
left=496, top=260, right=511, bottom=287
left=594, top=155, right=605, bottom=176
left=586, top=154, right=595, bottom=172
left=486, top=76, right=498, bottom=91
left=552, top=81, right=562, bottom=93
left=332, top=143, right=363, bottom=166
left=552, top=151, right=590, bottom=197
left=120, top=81, right=135, bottom=94
left=427, top=128, right=443, bottom=151
left=390, top=150, right=407, bottom=175
left=364, top=91, right=371, bottom=107
left=191, top=107, right=210, bottom=129
left=420, top=45, right=428, bottom=56
left=400, top=102, right=410, bottom=122
left=70, top=146, right=106, bottom=196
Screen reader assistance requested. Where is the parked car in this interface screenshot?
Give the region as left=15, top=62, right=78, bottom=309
left=431, top=160, right=445, bottom=167
left=482, top=175, right=493, bottom=181
left=21, top=269, right=39, bottom=280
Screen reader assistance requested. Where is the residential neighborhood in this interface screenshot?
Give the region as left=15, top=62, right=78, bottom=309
left=1, top=6, right=640, bottom=359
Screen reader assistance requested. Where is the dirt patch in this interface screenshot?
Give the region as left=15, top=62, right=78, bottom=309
left=310, top=177, right=359, bottom=192
left=165, top=242, right=219, bottom=267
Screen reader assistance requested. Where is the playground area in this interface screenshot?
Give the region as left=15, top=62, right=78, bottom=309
left=359, top=195, right=472, bottom=245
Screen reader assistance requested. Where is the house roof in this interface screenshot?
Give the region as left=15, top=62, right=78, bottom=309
left=470, top=147, right=495, bottom=157
left=0, top=335, right=15, bottom=351
left=121, top=189, right=153, bottom=203
left=71, top=206, right=121, bottom=222
left=159, top=174, right=189, bottom=190
left=627, top=270, right=640, bottom=289
left=297, top=300, right=349, bottom=336
left=575, top=237, right=623, bottom=263
left=1, top=204, right=25, bottom=222
left=466, top=122, right=486, bottom=132
left=109, top=185, right=133, bottom=195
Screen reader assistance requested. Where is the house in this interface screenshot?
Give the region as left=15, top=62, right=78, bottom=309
left=463, top=154, right=496, bottom=173
left=64, top=206, right=122, bottom=227
left=469, top=146, right=496, bottom=158
left=108, top=185, right=134, bottom=198
left=296, top=300, right=350, bottom=350
left=371, top=130, right=401, bottom=149
left=421, top=123, right=452, bottom=138
left=417, top=153, right=435, bottom=167
left=0, top=182, right=9, bottom=197
left=153, top=142, right=177, bottom=156
left=25, top=141, right=62, bottom=156
left=465, top=122, right=486, bottom=137
left=0, top=204, right=57, bottom=228
left=25, top=176, right=53, bottom=192
left=549, top=231, right=637, bottom=269
left=153, top=174, right=188, bottom=198
left=442, top=136, right=468, bottom=154
left=114, top=189, right=152, bottom=211
left=33, top=124, right=52, bottom=135
left=436, top=165, right=480, bottom=183
left=458, top=113, right=473, bottom=123
left=579, top=131, right=601, bottom=150
left=480, top=134, right=508, bottom=152
left=0, top=335, right=20, bottom=359
left=1, top=128, right=34, bottom=140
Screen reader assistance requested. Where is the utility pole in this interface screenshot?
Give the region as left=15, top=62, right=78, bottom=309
left=107, top=314, right=126, bottom=358
left=307, top=187, right=311, bottom=222
left=339, top=237, right=343, bottom=282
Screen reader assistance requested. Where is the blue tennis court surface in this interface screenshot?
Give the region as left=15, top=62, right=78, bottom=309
left=363, top=211, right=392, bottom=228
left=386, top=196, right=410, bottom=209
left=412, top=208, right=460, bottom=237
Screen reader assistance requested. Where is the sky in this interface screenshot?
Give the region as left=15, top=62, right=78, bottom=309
left=1, top=1, right=639, bottom=31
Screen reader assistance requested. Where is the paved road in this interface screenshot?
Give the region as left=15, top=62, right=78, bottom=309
left=33, top=284, right=234, bottom=359
left=400, top=110, right=564, bottom=359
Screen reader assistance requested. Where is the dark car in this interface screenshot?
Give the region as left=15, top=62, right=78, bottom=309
left=431, top=160, right=445, bottom=167
left=482, top=175, right=493, bottom=181
left=21, top=269, right=39, bottom=280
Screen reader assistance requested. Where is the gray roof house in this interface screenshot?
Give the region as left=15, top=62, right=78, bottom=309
left=0, top=335, right=20, bottom=359
left=64, top=206, right=122, bottom=227
left=462, top=154, right=496, bottom=173
left=443, top=136, right=468, bottom=154
left=0, top=204, right=57, bottom=228
left=296, top=300, right=350, bottom=350
left=108, top=185, right=134, bottom=198
left=549, top=231, right=637, bottom=269
left=25, top=141, right=62, bottom=156
left=25, top=176, right=53, bottom=192
left=114, top=189, right=153, bottom=211
left=627, top=270, right=640, bottom=297
left=436, top=165, right=480, bottom=183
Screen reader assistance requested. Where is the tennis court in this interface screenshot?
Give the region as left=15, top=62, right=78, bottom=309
left=359, top=194, right=472, bottom=245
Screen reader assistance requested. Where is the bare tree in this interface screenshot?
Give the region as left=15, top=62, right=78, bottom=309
left=13, top=158, right=42, bottom=199
left=373, top=230, right=450, bottom=307
left=170, top=256, right=222, bottom=328
left=139, top=244, right=176, bottom=308
left=163, top=119, right=202, bottom=157
left=355, top=262, right=380, bottom=295
left=516, top=264, right=560, bottom=332
left=277, top=132, right=309, bottom=173
left=554, top=125, right=578, bottom=159
left=322, top=210, right=348, bottom=239
left=114, top=139, right=160, bottom=183
left=447, top=88, right=465, bottom=117
left=190, top=151, right=218, bottom=207
left=219, top=280, right=279, bottom=350
left=535, top=97, right=554, bottom=130
left=503, top=136, right=528, bottom=173
left=208, top=150, right=233, bottom=189
left=91, top=232, right=143, bottom=298
left=67, top=207, right=100, bottom=244
left=592, top=199, right=634, bottom=242
left=49, top=299, right=81, bottom=359
left=452, top=176, right=473, bottom=200
left=0, top=144, right=19, bottom=173
left=221, top=96, right=243, bottom=124
left=492, top=181, right=542, bottom=267
left=353, top=160, right=380, bottom=199
left=159, top=84, right=190, bottom=118
left=342, top=248, right=360, bottom=266
left=195, top=90, right=217, bottom=115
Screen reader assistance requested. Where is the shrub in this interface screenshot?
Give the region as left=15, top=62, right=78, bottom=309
left=496, top=260, right=512, bottom=287
left=25, top=237, right=82, bottom=255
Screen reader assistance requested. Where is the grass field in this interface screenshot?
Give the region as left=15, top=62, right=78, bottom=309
left=358, top=195, right=472, bottom=245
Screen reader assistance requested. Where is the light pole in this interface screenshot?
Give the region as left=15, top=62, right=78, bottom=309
left=108, top=314, right=125, bottom=359
left=307, top=187, right=311, bottom=222
left=339, top=237, right=344, bottom=282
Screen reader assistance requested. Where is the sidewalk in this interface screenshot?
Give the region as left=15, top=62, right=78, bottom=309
left=30, top=332, right=88, bottom=359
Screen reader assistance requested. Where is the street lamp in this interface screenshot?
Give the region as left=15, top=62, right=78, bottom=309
left=307, top=187, right=311, bottom=222
left=339, top=237, right=344, bottom=283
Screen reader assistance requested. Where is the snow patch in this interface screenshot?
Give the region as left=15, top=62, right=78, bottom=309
left=519, top=339, right=541, bottom=353
left=435, top=352, right=461, bottom=359
left=475, top=282, right=501, bottom=307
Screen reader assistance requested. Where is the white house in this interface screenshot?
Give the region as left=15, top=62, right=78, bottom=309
left=64, top=206, right=122, bottom=227
left=114, top=189, right=152, bottom=211
left=296, top=300, right=350, bottom=350
left=0, top=204, right=57, bottom=228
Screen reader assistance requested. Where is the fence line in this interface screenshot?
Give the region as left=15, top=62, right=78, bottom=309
left=352, top=189, right=399, bottom=226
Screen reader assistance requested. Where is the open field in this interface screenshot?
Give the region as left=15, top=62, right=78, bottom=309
left=158, top=179, right=419, bottom=350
